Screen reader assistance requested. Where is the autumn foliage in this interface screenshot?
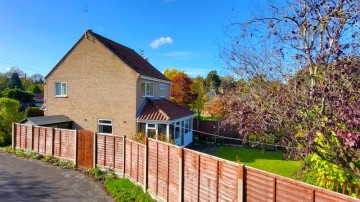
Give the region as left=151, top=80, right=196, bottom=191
left=170, top=73, right=197, bottom=108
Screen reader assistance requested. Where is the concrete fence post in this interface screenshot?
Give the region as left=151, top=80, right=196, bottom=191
left=178, top=147, right=184, bottom=202
left=12, top=123, right=16, bottom=150
left=238, top=165, right=245, bottom=202
left=74, top=129, right=78, bottom=167
left=143, top=137, right=148, bottom=192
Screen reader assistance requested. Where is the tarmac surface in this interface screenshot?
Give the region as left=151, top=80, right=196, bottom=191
left=0, top=151, right=114, bottom=202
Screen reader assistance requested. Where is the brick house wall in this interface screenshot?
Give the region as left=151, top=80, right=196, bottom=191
left=44, top=34, right=170, bottom=137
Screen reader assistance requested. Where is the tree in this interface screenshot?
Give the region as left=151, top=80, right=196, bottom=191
left=164, top=68, right=185, bottom=81
left=190, top=76, right=206, bottom=118
left=27, top=84, right=43, bottom=93
left=0, top=98, right=24, bottom=146
left=7, top=72, right=23, bottom=89
left=21, top=76, right=34, bottom=90
left=204, top=70, right=221, bottom=91
left=5, top=67, right=24, bottom=77
left=220, top=76, right=236, bottom=93
left=2, top=88, right=34, bottom=103
left=170, top=73, right=197, bottom=108
left=205, top=97, right=226, bottom=119
left=220, top=0, right=360, bottom=179
left=30, top=73, right=44, bottom=84
left=0, top=73, right=10, bottom=92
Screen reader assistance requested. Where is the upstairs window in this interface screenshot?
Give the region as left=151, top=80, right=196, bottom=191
left=159, top=84, right=166, bottom=97
left=98, top=119, right=112, bottom=134
left=142, top=82, right=154, bottom=97
left=55, top=82, right=67, bottom=96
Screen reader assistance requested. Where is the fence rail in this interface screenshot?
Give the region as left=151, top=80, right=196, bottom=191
left=12, top=123, right=359, bottom=202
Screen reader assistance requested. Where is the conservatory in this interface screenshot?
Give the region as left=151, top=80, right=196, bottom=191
left=136, top=98, right=194, bottom=147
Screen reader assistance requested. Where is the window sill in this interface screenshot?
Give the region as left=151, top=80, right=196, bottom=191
left=97, top=132, right=113, bottom=135
left=54, top=95, right=68, bottom=98
left=142, top=95, right=154, bottom=98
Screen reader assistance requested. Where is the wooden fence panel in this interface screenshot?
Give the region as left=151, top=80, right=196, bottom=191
left=114, top=136, right=124, bottom=171
left=15, top=124, right=21, bottom=148
left=168, top=146, right=180, bottom=202
left=124, top=139, right=144, bottom=185
left=96, top=134, right=105, bottom=166
left=183, top=149, right=200, bottom=202
left=131, top=142, right=139, bottom=182
left=20, top=125, right=26, bottom=149
left=199, top=155, right=218, bottom=202
left=25, top=125, right=32, bottom=150
left=148, top=139, right=158, bottom=195
left=53, top=129, right=75, bottom=161
left=138, top=144, right=145, bottom=186
left=276, top=179, right=314, bottom=201
left=157, top=141, right=170, bottom=201
left=32, top=126, right=52, bottom=155
left=125, top=139, right=132, bottom=177
left=218, top=161, right=239, bottom=202
left=246, top=167, right=275, bottom=202
left=95, top=134, right=124, bottom=172
left=33, top=126, right=40, bottom=152
left=105, top=136, right=115, bottom=168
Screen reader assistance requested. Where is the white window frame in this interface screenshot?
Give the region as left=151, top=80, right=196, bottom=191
left=55, top=82, right=67, bottom=97
left=98, top=119, right=113, bottom=134
left=159, top=84, right=166, bottom=97
left=184, top=119, right=189, bottom=134
left=142, top=82, right=154, bottom=97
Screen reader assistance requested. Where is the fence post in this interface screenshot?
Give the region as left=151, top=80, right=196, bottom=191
left=93, top=132, right=97, bottom=168
left=238, top=165, right=245, bottom=202
left=143, top=137, right=148, bottom=192
left=12, top=123, right=16, bottom=150
left=30, top=125, right=34, bottom=150
left=122, top=136, right=126, bottom=177
left=178, top=147, right=184, bottom=202
left=51, top=127, right=55, bottom=156
left=74, top=129, right=77, bottom=167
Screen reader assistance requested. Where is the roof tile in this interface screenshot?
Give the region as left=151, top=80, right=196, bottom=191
left=138, top=98, right=194, bottom=121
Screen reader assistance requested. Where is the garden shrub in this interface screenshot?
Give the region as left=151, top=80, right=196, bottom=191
left=25, top=107, right=44, bottom=117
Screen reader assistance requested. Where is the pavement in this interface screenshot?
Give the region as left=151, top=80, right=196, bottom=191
left=0, top=151, right=114, bottom=202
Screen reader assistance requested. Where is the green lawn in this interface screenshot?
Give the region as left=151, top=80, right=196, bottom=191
left=216, top=146, right=301, bottom=179
left=105, top=178, right=155, bottom=202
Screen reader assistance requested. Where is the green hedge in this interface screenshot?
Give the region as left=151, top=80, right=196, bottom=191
left=25, top=107, right=44, bottom=117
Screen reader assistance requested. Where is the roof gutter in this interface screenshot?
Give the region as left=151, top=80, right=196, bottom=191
left=139, top=75, right=172, bottom=84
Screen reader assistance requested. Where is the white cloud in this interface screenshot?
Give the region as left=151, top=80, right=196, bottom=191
left=150, top=37, right=173, bottom=48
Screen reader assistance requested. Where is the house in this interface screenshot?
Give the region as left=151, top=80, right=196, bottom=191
left=34, top=93, right=44, bottom=106
left=43, top=30, right=194, bottom=146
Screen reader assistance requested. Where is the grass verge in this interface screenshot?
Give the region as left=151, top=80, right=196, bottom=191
left=85, top=167, right=155, bottom=202
left=105, top=178, right=155, bottom=202
left=216, top=146, right=301, bottom=178
left=0, top=146, right=75, bottom=169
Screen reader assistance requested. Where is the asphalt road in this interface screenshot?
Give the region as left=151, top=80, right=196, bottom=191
left=0, top=151, right=114, bottom=202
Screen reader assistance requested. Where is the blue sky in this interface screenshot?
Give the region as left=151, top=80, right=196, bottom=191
left=0, top=0, right=254, bottom=78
